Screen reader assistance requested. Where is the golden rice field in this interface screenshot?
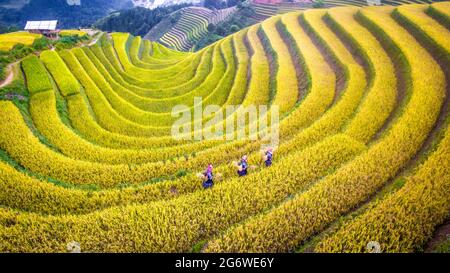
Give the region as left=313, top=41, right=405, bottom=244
left=0, top=2, right=449, bottom=253
left=59, top=30, right=88, bottom=37
left=0, top=31, right=42, bottom=51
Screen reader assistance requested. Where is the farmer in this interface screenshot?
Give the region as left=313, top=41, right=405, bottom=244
left=263, top=147, right=274, bottom=167
left=236, top=155, right=249, bottom=177
left=201, top=164, right=214, bottom=189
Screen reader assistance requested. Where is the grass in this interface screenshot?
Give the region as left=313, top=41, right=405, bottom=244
left=60, top=30, right=88, bottom=37
left=0, top=3, right=448, bottom=253
left=0, top=31, right=42, bottom=51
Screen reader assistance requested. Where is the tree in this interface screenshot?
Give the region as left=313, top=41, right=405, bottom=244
left=216, top=25, right=226, bottom=36
left=204, top=0, right=224, bottom=10
left=0, top=24, right=19, bottom=34
left=227, top=0, right=243, bottom=7
left=229, top=24, right=239, bottom=33
left=313, top=0, right=325, bottom=8
left=207, top=23, right=216, bottom=32
left=93, top=4, right=188, bottom=36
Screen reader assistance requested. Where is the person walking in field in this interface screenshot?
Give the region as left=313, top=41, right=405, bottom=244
left=263, top=147, right=274, bottom=167
left=200, top=164, right=214, bottom=189
left=236, top=155, right=249, bottom=177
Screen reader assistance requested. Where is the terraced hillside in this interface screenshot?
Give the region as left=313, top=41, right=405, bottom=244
left=0, top=31, right=41, bottom=51
left=250, top=0, right=447, bottom=21
left=154, top=6, right=237, bottom=51
left=322, top=0, right=444, bottom=7
left=251, top=1, right=320, bottom=21
left=0, top=2, right=449, bottom=253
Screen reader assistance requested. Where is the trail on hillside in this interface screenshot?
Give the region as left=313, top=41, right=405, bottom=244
left=88, top=31, right=102, bottom=46
left=425, top=218, right=450, bottom=252
left=0, top=62, right=17, bottom=89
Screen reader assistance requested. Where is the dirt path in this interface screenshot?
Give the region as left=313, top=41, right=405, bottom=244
left=0, top=30, right=100, bottom=89
left=425, top=218, right=450, bottom=252
left=0, top=62, right=16, bottom=88
left=88, top=31, right=102, bottom=46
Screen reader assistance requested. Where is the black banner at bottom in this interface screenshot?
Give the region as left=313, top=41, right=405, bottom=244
left=0, top=253, right=446, bottom=272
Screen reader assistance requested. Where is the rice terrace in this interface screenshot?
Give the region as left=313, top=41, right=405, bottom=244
left=0, top=0, right=449, bottom=254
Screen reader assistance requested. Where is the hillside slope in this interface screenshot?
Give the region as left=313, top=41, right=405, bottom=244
left=147, top=6, right=237, bottom=51
left=0, top=2, right=449, bottom=253
left=132, top=0, right=202, bottom=9
left=249, top=0, right=448, bottom=21
left=94, top=5, right=188, bottom=37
